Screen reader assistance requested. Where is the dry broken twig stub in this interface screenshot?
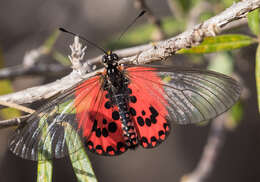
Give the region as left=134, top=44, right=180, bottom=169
left=68, top=36, right=93, bottom=75
left=0, top=0, right=259, bottom=106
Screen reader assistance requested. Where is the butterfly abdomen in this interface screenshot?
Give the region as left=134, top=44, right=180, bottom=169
left=113, top=94, right=138, bottom=148
left=103, top=66, right=138, bottom=149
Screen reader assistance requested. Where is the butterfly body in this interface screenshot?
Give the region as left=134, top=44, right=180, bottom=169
left=100, top=53, right=138, bottom=149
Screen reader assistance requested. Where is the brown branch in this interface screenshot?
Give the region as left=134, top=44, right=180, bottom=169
left=0, top=0, right=258, bottom=106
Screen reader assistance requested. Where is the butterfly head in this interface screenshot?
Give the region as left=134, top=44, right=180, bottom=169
left=102, top=51, right=119, bottom=68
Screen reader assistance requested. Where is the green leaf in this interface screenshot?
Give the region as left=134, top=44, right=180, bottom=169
left=37, top=117, right=53, bottom=182
left=248, top=9, right=260, bottom=36
left=64, top=123, right=97, bottom=182
left=177, top=34, right=256, bottom=54
left=255, top=44, right=260, bottom=113
left=0, top=48, right=21, bottom=119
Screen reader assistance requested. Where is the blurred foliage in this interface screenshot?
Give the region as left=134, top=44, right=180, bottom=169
left=52, top=51, right=71, bottom=66
left=106, top=17, right=185, bottom=50
left=43, top=29, right=60, bottom=54
left=177, top=34, right=256, bottom=54
left=0, top=48, right=21, bottom=119
left=175, top=0, right=198, bottom=12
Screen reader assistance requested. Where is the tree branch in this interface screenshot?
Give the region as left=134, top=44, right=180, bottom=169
left=0, top=63, right=70, bottom=79
left=0, top=0, right=259, bottom=106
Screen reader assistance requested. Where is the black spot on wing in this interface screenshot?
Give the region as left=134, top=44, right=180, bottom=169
left=96, top=128, right=101, bottom=137
left=92, top=120, right=98, bottom=131
left=145, top=118, right=151, bottom=127
left=103, top=119, right=107, bottom=124
left=129, top=107, right=136, bottom=116
left=105, top=101, right=111, bottom=109
left=142, top=110, right=146, bottom=116
left=112, top=111, right=120, bottom=120
left=102, top=128, right=108, bottom=137
left=150, top=115, right=157, bottom=124
left=108, top=122, right=117, bottom=133
left=127, top=88, right=132, bottom=94
left=130, top=96, right=137, bottom=103
left=137, top=116, right=144, bottom=126
left=149, top=106, right=159, bottom=117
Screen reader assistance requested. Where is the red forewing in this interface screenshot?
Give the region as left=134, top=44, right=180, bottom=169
left=126, top=66, right=241, bottom=125
left=75, top=81, right=127, bottom=155
left=126, top=67, right=171, bottom=148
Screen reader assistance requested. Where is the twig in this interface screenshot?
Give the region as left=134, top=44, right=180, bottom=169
left=181, top=113, right=229, bottom=182
left=0, top=63, right=70, bottom=79
left=0, top=114, right=31, bottom=129
left=134, top=0, right=166, bottom=40
left=0, top=0, right=258, bottom=105
left=69, top=36, right=93, bottom=75
left=0, top=100, right=35, bottom=114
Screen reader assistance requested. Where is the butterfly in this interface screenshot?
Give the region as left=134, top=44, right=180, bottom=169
left=8, top=48, right=241, bottom=160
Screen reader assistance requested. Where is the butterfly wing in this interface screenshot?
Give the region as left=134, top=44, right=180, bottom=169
left=74, top=76, right=127, bottom=156
left=125, top=66, right=240, bottom=148
left=9, top=74, right=127, bottom=161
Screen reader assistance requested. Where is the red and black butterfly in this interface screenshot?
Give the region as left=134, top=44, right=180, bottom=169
left=8, top=11, right=241, bottom=160
left=9, top=49, right=241, bottom=160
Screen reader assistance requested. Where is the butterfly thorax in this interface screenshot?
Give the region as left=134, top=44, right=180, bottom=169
left=102, top=52, right=138, bottom=148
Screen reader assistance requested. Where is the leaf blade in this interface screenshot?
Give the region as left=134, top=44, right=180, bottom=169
left=65, top=123, right=97, bottom=182
left=248, top=9, right=260, bottom=36
left=177, top=34, right=256, bottom=54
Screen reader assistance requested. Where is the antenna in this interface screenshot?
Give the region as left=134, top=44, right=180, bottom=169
left=59, top=27, right=107, bottom=54
left=117, top=10, right=146, bottom=41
